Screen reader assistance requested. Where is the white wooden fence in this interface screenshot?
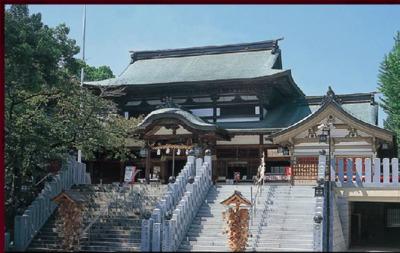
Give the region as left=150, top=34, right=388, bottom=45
left=9, top=157, right=87, bottom=252
left=330, top=158, right=399, bottom=187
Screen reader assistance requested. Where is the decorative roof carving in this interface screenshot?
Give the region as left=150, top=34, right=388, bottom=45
left=156, top=97, right=182, bottom=110
left=306, top=127, right=317, bottom=139
left=220, top=190, right=251, bottom=206
left=321, top=86, right=342, bottom=105
left=346, top=127, right=359, bottom=138
left=52, top=189, right=88, bottom=203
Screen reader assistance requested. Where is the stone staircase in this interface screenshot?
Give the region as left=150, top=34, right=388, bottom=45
left=178, top=183, right=316, bottom=252
left=177, top=183, right=255, bottom=252
left=27, top=184, right=167, bottom=252
left=248, top=185, right=316, bottom=252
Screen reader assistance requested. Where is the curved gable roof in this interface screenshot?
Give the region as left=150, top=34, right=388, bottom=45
left=271, top=98, right=395, bottom=143
left=136, top=108, right=230, bottom=139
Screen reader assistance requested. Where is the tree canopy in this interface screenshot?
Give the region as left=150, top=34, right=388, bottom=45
left=4, top=5, right=141, bottom=231
left=378, top=31, right=400, bottom=156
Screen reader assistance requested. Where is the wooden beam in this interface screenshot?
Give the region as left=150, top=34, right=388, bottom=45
left=294, top=144, right=372, bottom=150
left=294, top=137, right=373, bottom=144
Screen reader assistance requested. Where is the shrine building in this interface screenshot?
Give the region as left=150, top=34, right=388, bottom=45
left=85, top=39, right=397, bottom=185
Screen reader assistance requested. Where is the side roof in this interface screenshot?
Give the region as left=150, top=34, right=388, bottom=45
left=270, top=90, right=394, bottom=142
left=217, top=92, right=378, bottom=133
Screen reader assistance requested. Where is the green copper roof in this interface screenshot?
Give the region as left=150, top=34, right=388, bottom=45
left=216, top=102, right=378, bottom=132
left=86, top=50, right=285, bottom=86
left=216, top=104, right=313, bottom=132
left=342, top=103, right=378, bottom=125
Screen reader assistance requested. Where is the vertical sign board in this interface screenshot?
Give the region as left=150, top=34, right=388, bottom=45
left=234, top=172, right=240, bottom=182
left=124, top=166, right=136, bottom=184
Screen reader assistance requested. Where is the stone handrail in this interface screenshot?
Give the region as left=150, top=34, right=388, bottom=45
left=141, top=154, right=212, bottom=252
left=9, top=157, right=86, bottom=252
left=313, top=155, right=326, bottom=252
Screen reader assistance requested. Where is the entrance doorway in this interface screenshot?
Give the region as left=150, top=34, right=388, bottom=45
left=227, top=166, right=248, bottom=180
left=167, top=159, right=187, bottom=178
left=350, top=202, right=400, bottom=248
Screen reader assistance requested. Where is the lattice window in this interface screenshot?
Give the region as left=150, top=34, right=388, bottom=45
left=387, top=209, right=400, bottom=227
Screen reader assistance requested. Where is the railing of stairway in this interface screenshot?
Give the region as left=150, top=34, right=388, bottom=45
left=78, top=169, right=142, bottom=241
left=141, top=150, right=213, bottom=252
left=8, top=156, right=87, bottom=252
left=249, top=174, right=265, bottom=250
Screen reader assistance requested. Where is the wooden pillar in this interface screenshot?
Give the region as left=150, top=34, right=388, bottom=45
left=119, top=161, right=125, bottom=182
left=259, top=135, right=264, bottom=158
left=212, top=156, right=218, bottom=181
left=145, top=150, right=151, bottom=181
left=257, top=90, right=265, bottom=121
left=160, top=155, right=167, bottom=182
left=211, top=93, right=219, bottom=123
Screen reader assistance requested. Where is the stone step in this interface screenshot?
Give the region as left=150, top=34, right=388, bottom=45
left=80, top=245, right=140, bottom=252
left=82, top=241, right=141, bottom=247
left=45, top=218, right=142, bottom=225
left=180, top=240, right=231, bottom=246
left=178, top=245, right=230, bottom=252
left=188, top=220, right=314, bottom=230
left=247, top=247, right=312, bottom=252
left=85, top=229, right=141, bottom=235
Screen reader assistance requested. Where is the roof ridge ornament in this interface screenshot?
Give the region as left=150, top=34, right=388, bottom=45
left=156, top=97, right=181, bottom=109
left=321, top=86, right=342, bottom=105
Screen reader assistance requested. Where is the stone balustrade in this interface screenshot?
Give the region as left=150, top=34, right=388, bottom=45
left=9, top=157, right=86, bottom=252
left=313, top=155, right=326, bottom=252
left=141, top=154, right=212, bottom=252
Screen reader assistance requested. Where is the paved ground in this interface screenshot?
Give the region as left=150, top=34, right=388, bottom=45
left=347, top=246, right=400, bottom=252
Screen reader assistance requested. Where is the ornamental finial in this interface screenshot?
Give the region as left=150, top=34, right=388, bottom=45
left=156, top=97, right=181, bottom=109
left=321, top=86, right=341, bottom=105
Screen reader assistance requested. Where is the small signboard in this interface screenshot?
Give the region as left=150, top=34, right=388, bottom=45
left=234, top=172, right=240, bottom=182
left=285, top=167, right=292, bottom=176
left=124, top=166, right=136, bottom=184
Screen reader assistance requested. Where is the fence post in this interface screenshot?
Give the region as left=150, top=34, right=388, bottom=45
left=24, top=210, right=33, bottom=246
left=392, top=158, right=399, bottom=185
left=22, top=214, right=29, bottom=251
left=365, top=158, right=372, bottom=184
left=13, top=216, right=23, bottom=251
left=5, top=232, right=10, bottom=252
left=27, top=206, right=35, bottom=237
left=383, top=158, right=390, bottom=183
left=346, top=159, right=354, bottom=186
left=162, top=219, right=175, bottom=252
left=152, top=223, right=161, bottom=252
left=140, top=219, right=153, bottom=252
left=373, top=158, right=381, bottom=184
left=338, top=158, right=344, bottom=186
left=195, top=158, right=203, bottom=175
left=32, top=200, right=40, bottom=232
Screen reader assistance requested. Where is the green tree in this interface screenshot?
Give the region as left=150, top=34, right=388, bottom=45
left=84, top=64, right=115, bottom=81
left=4, top=5, right=140, bottom=231
left=378, top=31, right=400, bottom=156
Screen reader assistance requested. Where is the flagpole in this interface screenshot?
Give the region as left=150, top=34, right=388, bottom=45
left=78, top=5, right=86, bottom=163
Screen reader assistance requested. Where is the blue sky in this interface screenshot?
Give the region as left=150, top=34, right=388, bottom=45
left=25, top=5, right=400, bottom=126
